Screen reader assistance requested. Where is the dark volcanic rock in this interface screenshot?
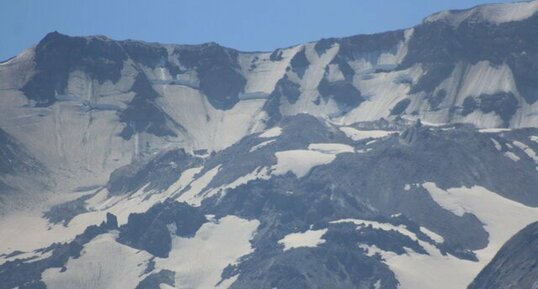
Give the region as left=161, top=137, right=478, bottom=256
left=22, top=32, right=127, bottom=106
left=270, top=75, right=301, bottom=105
left=461, top=92, right=519, bottom=125
left=118, top=201, right=207, bottom=258
left=289, top=48, right=310, bottom=78
left=318, top=78, right=363, bottom=111
left=402, top=14, right=538, bottom=104
left=175, top=43, right=246, bottom=110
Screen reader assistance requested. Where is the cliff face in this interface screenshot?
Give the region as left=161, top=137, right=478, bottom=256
left=3, top=4, right=538, bottom=190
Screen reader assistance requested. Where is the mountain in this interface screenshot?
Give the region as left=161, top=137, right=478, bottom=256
left=468, top=221, right=538, bottom=289
left=0, top=1, right=538, bottom=289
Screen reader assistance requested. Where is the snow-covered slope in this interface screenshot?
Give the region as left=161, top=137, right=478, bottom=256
left=1, top=0, right=538, bottom=196
left=1, top=114, right=537, bottom=289
left=425, top=0, right=538, bottom=26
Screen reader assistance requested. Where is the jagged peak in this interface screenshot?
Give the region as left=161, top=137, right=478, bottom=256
left=36, top=31, right=246, bottom=56
left=27, top=1, right=538, bottom=62
left=424, top=0, right=538, bottom=27
left=38, top=31, right=114, bottom=45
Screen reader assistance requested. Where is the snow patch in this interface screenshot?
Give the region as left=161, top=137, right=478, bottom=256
left=0, top=249, right=53, bottom=266
left=332, top=219, right=418, bottom=241
left=339, top=127, right=395, bottom=141
left=359, top=242, right=478, bottom=289
left=238, top=46, right=302, bottom=95
left=457, top=61, right=518, bottom=101
left=490, top=138, right=502, bottom=151
left=203, top=167, right=272, bottom=201
left=278, top=229, right=328, bottom=251
left=88, top=166, right=205, bottom=226
left=478, top=128, right=512, bottom=133
left=177, top=165, right=221, bottom=207
left=42, top=233, right=151, bottom=289
left=420, top=227, right=445, bottom=244
left=156, top=216, right=259, bottom=289
left=504, top=151, right=521, bottom=162
left=259, top=126, right=282, bottom=138
left=307, top=143, right=354, bottom=154
left=513, top=141, right=538, bottom=163
left=249, top=139, right=276, bottom=152
left=0, top=209, right=105, bottom=256
left=272, top=150, right=336, bottom=178
left=156, top=85, right=267, bottom=152
left=423, top=182, right=538, bottom=275
left=341, top=65, right=423, bottom=124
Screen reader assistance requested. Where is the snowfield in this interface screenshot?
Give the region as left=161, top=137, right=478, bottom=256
left=156, top=216, right=259, bottom=289
left=278, top=228, right=328, bottom=251
left=42, top=233, right=151, bottom=289
left=327, top=182, right=538, bottom=289
left=339, top=127, right=396, bottom=141
left=272, top=150, right=336, bottom=178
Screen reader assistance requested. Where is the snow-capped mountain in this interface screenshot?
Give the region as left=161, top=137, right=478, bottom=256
left=1, top=1, right=538, bottom=289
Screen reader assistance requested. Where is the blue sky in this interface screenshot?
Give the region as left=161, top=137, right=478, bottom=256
left=1, top=0, right=512, bottom=60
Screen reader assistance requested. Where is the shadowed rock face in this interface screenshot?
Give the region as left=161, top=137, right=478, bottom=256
left=22, top=32, right=127, bottom=106
left=120, top=40, right=172, bottom=71
left=174, top=43, right=246, bottom=110
left=21, top=32, right=248, bottom=109
left=117, top=201, right=207, bottom=258
left=461, top=92, right=519, bottom=126
left=468, top=221, right=538, bottom=289
left=402, top=13, right=538, bottom=104
left=333, top=30, right=405, bottom=61
left=318, top=78, right=363, bottom=111
left=289, top=47, right=310, bottom=78
left=14, top=9, right=538, bottom=134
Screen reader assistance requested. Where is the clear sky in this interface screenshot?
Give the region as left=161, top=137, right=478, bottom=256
left=1, top=0, right=513, bottom=61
